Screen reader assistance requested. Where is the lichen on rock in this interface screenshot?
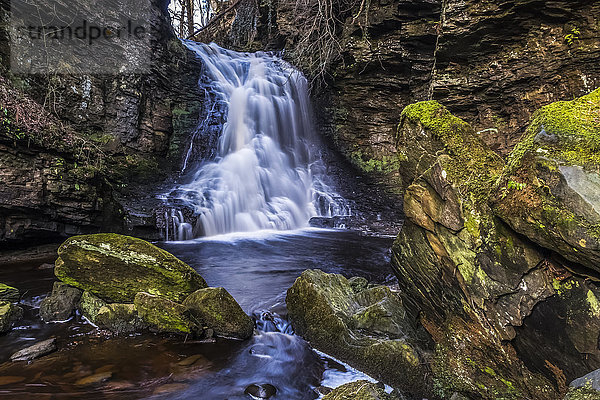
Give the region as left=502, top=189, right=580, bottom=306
left=0, top=300, right=23, bottom=333
left=95, top=303, right=148, bottom=334
left=54, top=233, right=207, bottom=303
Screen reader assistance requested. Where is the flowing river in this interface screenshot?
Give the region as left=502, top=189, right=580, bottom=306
left=0, top=230, right=396, bottom=398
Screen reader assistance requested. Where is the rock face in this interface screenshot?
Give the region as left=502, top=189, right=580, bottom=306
left=0, top=301, right=23, bottom=333
left=322, top=380, right=397, bottom=400
left=54, top=233, right=207, bottom=303
left=183, top=287, right=254, bottom=339
left=39, top=282, right=82, bottom=322
left=387, top=95, right=600, bottom=399
left=0, top=0, right=205, bottom=246
left=286, top=269, right=430, bottom=397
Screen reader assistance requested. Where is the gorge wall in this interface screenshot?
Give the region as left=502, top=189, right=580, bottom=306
left=208, top=0, right=600, bottom=189
left=0, top=0, right=206, bottom=248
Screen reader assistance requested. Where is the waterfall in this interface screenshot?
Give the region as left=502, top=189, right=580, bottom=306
left=161, top=42, right=349, bottom=239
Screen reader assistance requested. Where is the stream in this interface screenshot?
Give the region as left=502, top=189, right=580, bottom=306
left=0, top=229, right=396, bottom=399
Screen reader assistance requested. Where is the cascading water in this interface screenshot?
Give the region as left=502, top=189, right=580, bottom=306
left=162, top=42, right=349, bottom=239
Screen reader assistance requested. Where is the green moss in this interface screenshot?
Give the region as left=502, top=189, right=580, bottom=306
left=0, top=283, right=19, bottom=302
left=400, top=101, right=504, bottom=202
left=55, top=233, right=207, bottom=303
left=506, top=88, right=600, bottom=172
left=349, top=150, right=401, bottom=174
left=134, top=292, right=196, bottom=335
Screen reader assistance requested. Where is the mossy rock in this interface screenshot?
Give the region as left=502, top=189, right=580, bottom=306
left=0, top=283, right=19, bottom=302
left=183, top=287, right=253, bottom=340
left=322, top=380, right=398, bottom=400
left=564, top=387, right=600, bottom=400
left=0, top=301, right=23, bottom=333
left=39, top=282, right=82, bottom=322
left=285, top=269, right=429, bottom=397
left=77, top=291, right=107, bottom=324
left=95, top=303, right=148, bottom=334
left=54, top=233, right=207, bottom=303
left=134, top=292, right=197, bottom=335
left=492, top=88, right=600, bottom=273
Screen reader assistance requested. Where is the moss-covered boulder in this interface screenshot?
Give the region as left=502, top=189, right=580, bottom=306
left=286, top=269, right=429, bottom=397
left=39, top=282, right=82, bottom=322
left=95, top=303, right=148, bottom=334
left=322, top=380, right=398, bottom=400
left=0, top=283, right=19, bottom=302
left=134, top=292, right=197, bottom=335
left=54, top=233, right=207, bottom=303
left=0, top=301, right=23, bottom=333
left=492, top=89, right=600, bottom=273
left=183, top=287, right=253, bottom=340
left=390, top=101, right=584, bottom=399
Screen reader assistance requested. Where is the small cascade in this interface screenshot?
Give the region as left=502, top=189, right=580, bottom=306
left=161, top=42, right=350, bottom=239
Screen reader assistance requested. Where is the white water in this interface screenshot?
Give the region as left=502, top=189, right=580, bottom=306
left=162, top=42, right=349, bottom=239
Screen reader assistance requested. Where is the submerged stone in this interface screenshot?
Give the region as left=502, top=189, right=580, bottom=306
left=244, top=383, right=277, bottom=399
left=10, top=338, right=57, bottom=361
left=0, top=301, right=23, bottom=333
left=0, top=283, right=19, bottom=302
left=183, top=287, right=254, bottom=339
left=134, top=292, right=197, bottom=335
left=39, top=282, right=82, bottom=322
left=54, top=233, right=207, bottom=303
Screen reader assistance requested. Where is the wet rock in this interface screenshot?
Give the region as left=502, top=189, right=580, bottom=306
left=348, top=276, right=368, bottom=293
left=10, top=338, right=57, bottom=361
left=0, top=283, right=19, bottom=302
left=322, top=380, right=397, bottom=400
left=183, top=287, right=254, bottom=339
left=39, top=282, right=82, bottom=322
left=571, top=368, right=600, bottom=391
left=492, top=89, right=600, bottom=274
left=95, top=303, right=148, bottom=334
left=315, top=386, right=332, bottom=396
left=78, top=291, right=108, bottom=324
left=54, top=233, right=207, bottom=303
left=390, top=99, right=600, bottom=399
left=244, top=383, right=277, bottom=399
left=153, top=383, right=190, bottom=395
left=0, top=301, right=23, bottom=333
left=134, top=292, right=197, bottom=335
left=286, top=269, right=428, bottom=396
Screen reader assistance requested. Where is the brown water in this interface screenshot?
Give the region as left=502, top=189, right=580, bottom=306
left=0, top=229, right=396, bottom=399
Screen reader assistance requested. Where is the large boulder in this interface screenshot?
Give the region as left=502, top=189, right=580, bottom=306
left=322, top=380, right=398, bottom=400
left=0, top=301, right=23, bottom=333
left=183, top=287, right=254, bottom=340
left=134, top=292, right=197, bottom=335
left=54, top=233, right=207, bottom=303
left=389, top=101, right=600, bottom=399
left=286, top=269, right=429, bottom=397
left=0, top=283, right=19, bottom=302
left=492, top=89, right=600, bottom=273
left=39, top=282, right=82, bottom=322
